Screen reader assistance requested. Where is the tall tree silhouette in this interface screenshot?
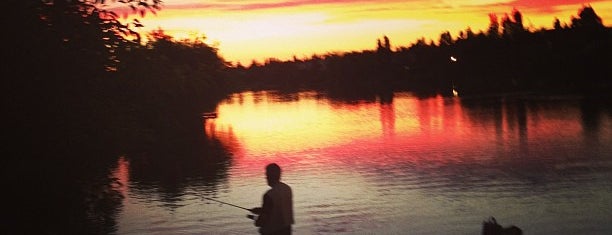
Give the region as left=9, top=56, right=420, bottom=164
left=501, top=8, right=525, bottom=38
left=439, top=31, right=453, bottom=46
left=116, top=29, right=229, bottom=146
left=3, top=2, right=165, bottom=235
left=572, top=5, right=603, bottom=28
left=487, top=13, right=500, bottom=37
left=4, top=0, right=163, bottom=156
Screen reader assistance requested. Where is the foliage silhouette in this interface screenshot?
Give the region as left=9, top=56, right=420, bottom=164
left=4, top=0, right=229, bottom=156
left=3, top=1, right=230, bottom=234
left=229, top=5, right=611, bottom=99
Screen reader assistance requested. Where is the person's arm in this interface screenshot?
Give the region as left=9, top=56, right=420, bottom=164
left=250, top=207, right=262, bottom=214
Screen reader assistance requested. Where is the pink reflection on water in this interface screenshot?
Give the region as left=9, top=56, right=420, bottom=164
left=379, top=101, right=395, bottom=138
left=112, top=156, right=130, bottom=198
left=205, top=92, right=588, bottom=179
left=204, top=92, right=474, bottom=174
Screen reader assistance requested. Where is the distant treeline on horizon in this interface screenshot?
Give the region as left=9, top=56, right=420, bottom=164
left=227, top=5, right=610, bottom=97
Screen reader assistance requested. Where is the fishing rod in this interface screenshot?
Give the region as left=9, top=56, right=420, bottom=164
left=204, top=197, right=251, bottom=211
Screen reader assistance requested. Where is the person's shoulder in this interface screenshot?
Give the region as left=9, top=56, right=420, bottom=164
left=280, top=182, right=292, bottom=191
left=265, top=188, right=274, bottom=195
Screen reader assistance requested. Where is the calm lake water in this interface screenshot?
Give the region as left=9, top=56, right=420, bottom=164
left=114, top=91, right=612, bottom=235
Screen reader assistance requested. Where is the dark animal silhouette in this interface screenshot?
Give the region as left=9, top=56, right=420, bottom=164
left=482, top=217, right=522, bottom=235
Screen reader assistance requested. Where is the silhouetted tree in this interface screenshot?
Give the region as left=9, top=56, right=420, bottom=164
left=553, top=18, right=563, bottom=30
left=113, top=28, right=229, bottom=146
left=512, top=8, right=523, bottom=28
left=465, top=27, right=476, bottom=39
left=377, top=35, right=392, bottom=52
left=439, top=31, right=453, bottom=46
left=384, top=35, right=391, bottom=49
left=572, top=5, right=604, bottom=29
left=501, top=9, right=525, bottom=38
left=487, top=13, right=500, bottom=37
left=4, top=0, right=163, bottom=155
left=4, top=1, right=165, bottom=234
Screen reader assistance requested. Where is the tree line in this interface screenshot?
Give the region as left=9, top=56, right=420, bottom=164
left=3, top=1, right=230, bottom=234
left=229, top=5, right=611, bottom=98
left=4, top=0, right=230, bottom=158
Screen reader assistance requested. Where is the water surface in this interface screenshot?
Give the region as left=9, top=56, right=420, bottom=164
left=115, top=91, right=612, bottom=234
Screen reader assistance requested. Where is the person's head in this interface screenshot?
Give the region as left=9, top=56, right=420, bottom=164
left=265, top=163, right=281, bottom=186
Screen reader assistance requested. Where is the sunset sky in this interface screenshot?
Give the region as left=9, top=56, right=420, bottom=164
left=112, top=0, right=612, bottom=65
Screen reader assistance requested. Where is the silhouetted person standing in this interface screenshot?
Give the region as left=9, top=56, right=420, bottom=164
left=250, top=163, right=294, bottom=235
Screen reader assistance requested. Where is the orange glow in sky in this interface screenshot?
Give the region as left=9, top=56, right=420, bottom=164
left=113, top=0, right=612, bottom=64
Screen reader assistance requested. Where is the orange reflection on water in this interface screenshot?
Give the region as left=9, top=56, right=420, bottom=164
left=204, top=92, right=474, bottom=172
left=206, top=92, right=422, bottom=157
left=112, top=156, right=130, bottom=197
left=205, top=92, right=592, bottom=176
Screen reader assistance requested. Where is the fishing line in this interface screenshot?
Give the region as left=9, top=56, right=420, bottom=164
left=204, top=197, right=251, bottom=211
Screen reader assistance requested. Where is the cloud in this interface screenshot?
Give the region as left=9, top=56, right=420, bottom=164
left=111, top=0, right=609, bottom=17
left=109, top=0, right=607, bottom=20
left=486, top=0, right=607, bottom=14
left=161, top=0, right=417, bottom=11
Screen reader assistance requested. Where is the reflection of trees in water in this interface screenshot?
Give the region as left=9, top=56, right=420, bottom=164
left=453, top=96, right=610, bottom=185
left=380, top=98, right=396, bottom=138
left=124, top=136, right=233, bottom=209
left=4, top=150, right=123, bottom=235
left=362, top=95, right=611, bottom=194
left=579, top=97, right=612, bottom=161
left=4, top=135, right=233, bottom=234
left=461, top=97, right=535, bottom=151
left=580, top=97, right=612, bottom=138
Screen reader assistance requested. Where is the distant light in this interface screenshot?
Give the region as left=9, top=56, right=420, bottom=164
left=450, top=56, right=457, bottom=62
left=452, top=88, right=459, bottom=97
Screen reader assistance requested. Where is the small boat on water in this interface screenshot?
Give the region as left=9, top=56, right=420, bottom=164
left=202, top=112, right=218, bottom=119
